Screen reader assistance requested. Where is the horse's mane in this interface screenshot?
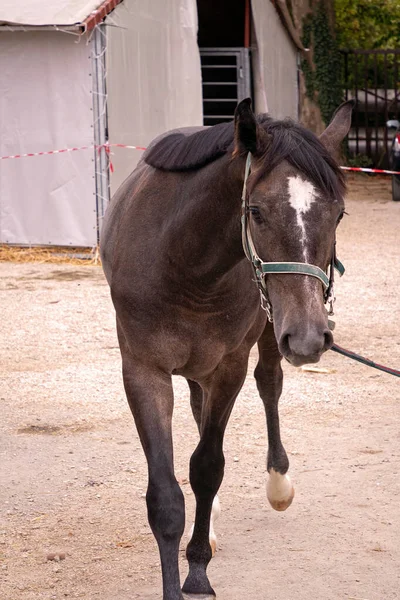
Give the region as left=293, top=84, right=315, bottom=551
left=144, top=115, right=345, bottom=200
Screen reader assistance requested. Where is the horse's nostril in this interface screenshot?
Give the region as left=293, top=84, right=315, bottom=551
left=324, top=329, right=334, bottom=350
left=280, top=333, right=291, bottom=356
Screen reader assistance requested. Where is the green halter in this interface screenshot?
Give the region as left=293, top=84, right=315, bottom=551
left=241, top=153, right=345, bottom=321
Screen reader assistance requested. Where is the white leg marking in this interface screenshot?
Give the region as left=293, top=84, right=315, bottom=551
left=209, top=495, right=220, bottom=555
left=266, top=468, right=295, bottom=512
left=287, top=175, right=316, bottom=261
left=187, top=495, right=220, bottom=556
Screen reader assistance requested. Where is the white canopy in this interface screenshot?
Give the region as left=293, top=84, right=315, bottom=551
left=0, top=0, right=107, bottom=27
left=0, top=0, right=202, bottom=246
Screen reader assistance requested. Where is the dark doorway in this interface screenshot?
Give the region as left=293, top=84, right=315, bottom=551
left=197, top=0, right=247, bottom=47
left=197, top=0, right=252, bottom=125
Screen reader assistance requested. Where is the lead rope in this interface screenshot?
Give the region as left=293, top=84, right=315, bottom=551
left=330, top=344, right=400, bottom=378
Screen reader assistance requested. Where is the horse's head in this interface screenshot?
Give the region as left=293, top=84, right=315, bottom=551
left=234, top=99, right=353, bottom=366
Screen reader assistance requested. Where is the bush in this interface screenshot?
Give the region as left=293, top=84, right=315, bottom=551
left=346, top=153, right=374, bottom=168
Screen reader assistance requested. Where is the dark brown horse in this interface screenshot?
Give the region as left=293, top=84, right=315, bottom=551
left=100, top=99, right=353, bottom=600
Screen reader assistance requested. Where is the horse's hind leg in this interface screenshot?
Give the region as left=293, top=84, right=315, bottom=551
left=186, top=380, right=220, bottom=557
left=255, top=324, right=295, bottom=511
left=187, top=379, right=202, bottom=434
left=182, top=349, right=249, bottom=597
left=118, top=324, right=185, bottom=600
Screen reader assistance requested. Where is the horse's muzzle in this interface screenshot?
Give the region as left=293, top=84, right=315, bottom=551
left=278, top=326, right=333, bottom=366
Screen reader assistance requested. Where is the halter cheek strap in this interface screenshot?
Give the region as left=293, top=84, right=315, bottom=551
left=241, top=152, right=345, bottom=321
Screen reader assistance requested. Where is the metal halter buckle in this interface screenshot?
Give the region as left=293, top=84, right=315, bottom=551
left=259, top=289, right=273, bottom=322
left=326, top=283, right=335, bottom=316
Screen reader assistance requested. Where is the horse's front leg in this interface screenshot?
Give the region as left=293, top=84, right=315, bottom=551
left=118, top=323, right=185, bottom=600
left=182, top=349, right=250, bottom=598
left=255, top=324, right=295, bottom=511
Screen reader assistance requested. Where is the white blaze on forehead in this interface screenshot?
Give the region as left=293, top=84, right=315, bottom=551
left=287, top=175, right=316, bottom=260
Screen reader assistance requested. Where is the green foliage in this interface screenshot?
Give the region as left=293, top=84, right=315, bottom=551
left=301, top=19, right=315, bottom=100
left=301, top=20, right=317, bottom=103
left=337, top=2, right=399, bottom=113
left=313, top=4, right=344, bottom=124
left=342, top=50, right=399, bottom=93
left=301, top=3, right=343, bottom=125
left=335, top=0, right=400, bottom=50
left=347, top=153, right=374, bottom=168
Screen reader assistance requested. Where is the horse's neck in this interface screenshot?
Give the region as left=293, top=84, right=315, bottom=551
left=168, top=158, right=245, bottom=283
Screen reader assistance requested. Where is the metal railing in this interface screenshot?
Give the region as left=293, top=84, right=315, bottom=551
left=341, top=49, right=400, bottom=166
left=199, top=48, right=251, bottom=126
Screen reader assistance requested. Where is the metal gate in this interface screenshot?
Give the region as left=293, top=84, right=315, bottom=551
left=199, top=48, right=251, bottom=126
left=341, top=49, right=400, bottom=167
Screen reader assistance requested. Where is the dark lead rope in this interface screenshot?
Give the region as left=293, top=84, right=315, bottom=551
left=330, top=344, right=400, bottom=378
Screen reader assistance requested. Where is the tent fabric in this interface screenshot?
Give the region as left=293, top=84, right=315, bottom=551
left=251, top=0, right=298, bottom=120
left=0, top=31, right=97, bottom=246
left=106, top=0, right=203, bottom=195
left=0, top=0, right=108, bottom=27
left=0, top=0, right=298, bottom=246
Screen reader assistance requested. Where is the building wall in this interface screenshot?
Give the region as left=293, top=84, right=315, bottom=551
left=105, top=0, right=298, bottom=198
left=251, top=0, right=299, bottom=120
left=106, top=0, right=203, bottom=195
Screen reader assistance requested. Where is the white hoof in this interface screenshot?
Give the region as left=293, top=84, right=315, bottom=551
left=187, top=496, right=220, bottom=556
left=266, top=469, right=295, bottom=512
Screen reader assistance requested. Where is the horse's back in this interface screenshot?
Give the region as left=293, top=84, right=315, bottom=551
left=100, top=126, right=207, bottom=285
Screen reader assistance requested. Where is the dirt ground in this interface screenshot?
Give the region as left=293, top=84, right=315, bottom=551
left=1, top=175, right=399, bottom=600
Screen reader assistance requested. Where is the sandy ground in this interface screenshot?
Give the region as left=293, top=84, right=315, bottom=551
left=1, top=175, right=399, bottom=600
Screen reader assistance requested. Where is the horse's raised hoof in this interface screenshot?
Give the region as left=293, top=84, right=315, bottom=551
left=266, top=469, right=295, bottom=511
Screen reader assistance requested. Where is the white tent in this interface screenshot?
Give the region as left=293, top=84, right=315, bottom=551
left=0, top=0, right=202, bottom=246
left=0, top=0, right=299, bottom=247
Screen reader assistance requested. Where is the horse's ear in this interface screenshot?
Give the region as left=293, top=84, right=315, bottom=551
left=319, top=100, right=355, bottom=157
left=233, top=98, right=258, bottom=156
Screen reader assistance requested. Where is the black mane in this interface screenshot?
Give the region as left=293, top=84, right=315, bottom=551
left=144, top=115, right=345, bottom=199
left=144, top=121, right=235, bottom=172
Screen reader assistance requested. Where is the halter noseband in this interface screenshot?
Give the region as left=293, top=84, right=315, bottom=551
left=241, top=153, right=345, bottom=322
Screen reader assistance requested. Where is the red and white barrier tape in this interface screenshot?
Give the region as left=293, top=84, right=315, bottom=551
left=1, top=144, right=399, bottom=176
left=0, top=143, right=146, bottom=161
left=341, top=166, right=400, bottom=175
left=0, top=144, right=92, bottom=160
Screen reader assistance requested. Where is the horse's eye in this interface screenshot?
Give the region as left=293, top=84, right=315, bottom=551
left=248, top=206, right=263, bottom=223
left=337, top=211, right=345, bottom=224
